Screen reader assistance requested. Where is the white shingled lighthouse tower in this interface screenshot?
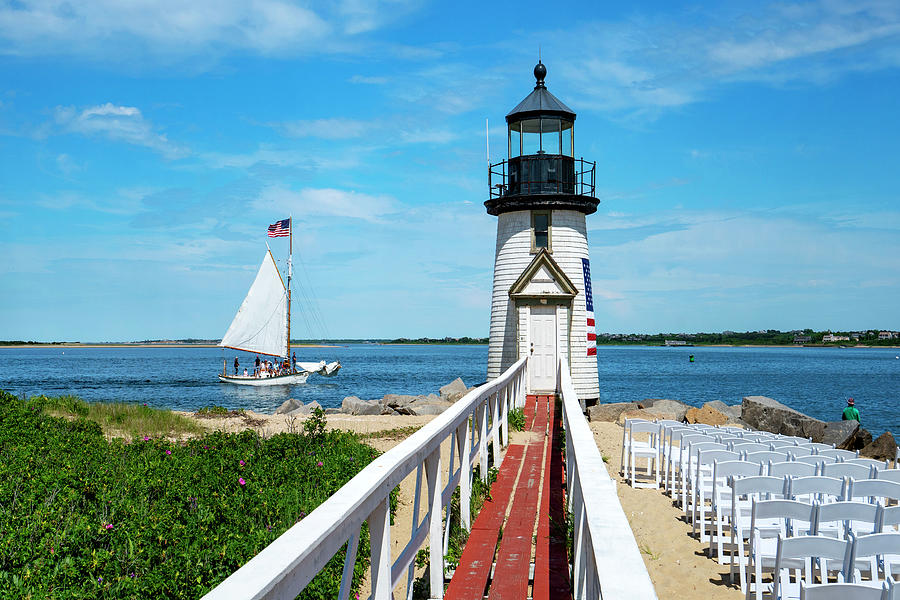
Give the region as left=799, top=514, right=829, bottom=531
left=485, top=61, right=600, bottom=408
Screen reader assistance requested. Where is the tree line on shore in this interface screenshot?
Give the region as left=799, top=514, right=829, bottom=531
left=598, top=329, right=900, bottom=346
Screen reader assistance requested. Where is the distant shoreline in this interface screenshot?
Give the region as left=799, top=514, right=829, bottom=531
left=0, top=343, right=338, bottom=349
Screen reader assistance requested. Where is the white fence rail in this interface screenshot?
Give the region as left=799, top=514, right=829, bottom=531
left=559, top=357, right=658, bottom=600
left=202, top=357, right=527, bottom=600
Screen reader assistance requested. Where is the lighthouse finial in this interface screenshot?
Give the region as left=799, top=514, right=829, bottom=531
left=534, top=59, right=546, bottom=89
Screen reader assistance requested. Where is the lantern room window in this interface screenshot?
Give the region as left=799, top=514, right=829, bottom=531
left=532, top=211, right=551, bottom=252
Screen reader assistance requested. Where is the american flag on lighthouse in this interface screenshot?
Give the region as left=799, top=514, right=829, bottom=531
left=267, top=218, right=290, bottom=238
left=582, top=258, right=597, bottom=356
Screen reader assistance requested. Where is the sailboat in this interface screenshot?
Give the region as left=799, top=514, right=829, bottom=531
left=217, top=218, right=341, bottom=386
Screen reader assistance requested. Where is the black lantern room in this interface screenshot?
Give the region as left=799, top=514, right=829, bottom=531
left=486, top=61, right=598, bottom=216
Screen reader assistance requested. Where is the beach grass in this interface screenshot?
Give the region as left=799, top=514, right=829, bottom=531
left=0, top=392, right=379, bottom=598
left=39, top=394, right=204, bottom=440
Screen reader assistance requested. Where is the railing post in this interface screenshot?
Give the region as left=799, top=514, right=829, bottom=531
left=368, top=497, right=392, bottom=600
left=490, top=393, right=501, bottom=469
left=338, top=526, right=360, bottom=600
left=500, top=387, right=509, bottom=447
left=425, top=449, right=444, bottom=600
left=456, top=420, right=471, bottom=531
left=478, top=400, right=488, bottom=482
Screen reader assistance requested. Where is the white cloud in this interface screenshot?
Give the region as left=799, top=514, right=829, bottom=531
left=53, top=103, right=187, bottom=158
left=0, top=0, right=427, bottom=60
left=542, top=1, right=900, bottom=117
left=273, top=118, right=373, bottom=139
left=349, top=75, right=388, bottom=85
left=254, top=185, right=398, bottom=222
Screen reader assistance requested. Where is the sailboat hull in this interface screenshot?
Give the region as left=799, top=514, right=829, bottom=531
left=218, top=372, right=309, bottom=386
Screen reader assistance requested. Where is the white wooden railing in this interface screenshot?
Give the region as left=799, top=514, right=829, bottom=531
left=559, top=357, right=658, bottom=600
left=202, top=357, right=527, bottom=600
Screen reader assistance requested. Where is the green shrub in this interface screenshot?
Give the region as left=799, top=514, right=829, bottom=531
left=507, top=408, right=525, bottom=432
left=0, top=390, right=380, bottom=598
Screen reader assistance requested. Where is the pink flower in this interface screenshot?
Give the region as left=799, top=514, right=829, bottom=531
left=104, top=524, right=113, bottom=530
left=239, top=460, right=245, bottom=467
left=316, top=461, right=323, bottom=467
left=143, top=436, right=150, bottom=441
left=165, top=449, right=172, bottom=455
left=239, top=478, right=246, bottom=486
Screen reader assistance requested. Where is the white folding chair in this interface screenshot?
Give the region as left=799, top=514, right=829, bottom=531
left=815, top=501, right=882, bottom=540
left=666, top=430, right=713, bottom=498
left=849, top=480, right=900, bottom=506
left=800, top=442, right=837, bottom=453
left=848, top=532, right=900, bottom=585
left=788, top=476, right=848, bottom=505
left=746, top=500, right=817, bottom=600
left=692, top=450, right=741, bottom=541
left=823, top=462, right=874, bottom=481
left=879, top=470, right=900, bottom=485
left=730, top=477, right=791, bottom=592
left=772, top=440, right=802, bottom=449
left=659, top=423, right=692, bottom=495
left=770, top=461, right=818, bottom=479
left=747, top=450, right=794, bottom=468
left=624, top=420, right=662, bottom=488
left=819, top=448, right=860, bottom=461
left=681, top=440, right=726, bottom=511
left=799, top=580, right=890, bottom=600
left=709, top=460, right=765, bottom=562
left=788, top=447, right=817, bottom=458
left=733, top=442, right=775, bottom=454
left=769, top=534, right=851, bottom=600
left=794, top=455, right=839, bottom=473
left=882, top=506, right=900, bottom=533
left=620, top=417, right=650, bottom=475
left=848, top=458, right=891, bottom=471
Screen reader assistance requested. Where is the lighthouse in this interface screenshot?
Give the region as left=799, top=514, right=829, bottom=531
left=486, top=61, right=600, bottom=408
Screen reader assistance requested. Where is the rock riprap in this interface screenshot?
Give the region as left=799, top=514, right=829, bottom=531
left=741, top=396, right=827, bottom=442
left=860, top=431, right=897, bottom=462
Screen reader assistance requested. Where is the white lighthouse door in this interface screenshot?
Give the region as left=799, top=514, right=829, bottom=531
left=529, top=306, right=557, bottom=392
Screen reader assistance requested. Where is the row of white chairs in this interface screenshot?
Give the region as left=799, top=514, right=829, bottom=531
left=742, top=501, right=900, bottom=600
left=618, top=418, right=900, bottom=599
left=710, top=472, right=900, bottom=565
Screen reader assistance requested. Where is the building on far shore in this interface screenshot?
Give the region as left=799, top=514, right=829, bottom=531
left=485, top=61, right=600, bottom=408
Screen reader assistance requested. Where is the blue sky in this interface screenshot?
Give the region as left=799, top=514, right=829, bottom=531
left=1, top=0, right=899, bottom=341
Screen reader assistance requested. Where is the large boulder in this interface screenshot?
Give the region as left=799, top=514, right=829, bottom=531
left=382, top=394, right=421, bottom=411
left=638, top=399, right=690, bottom=422
left=408, top=403, right=453, bottom=416
left=741, top=396, right=826, bottom=442
left=440, top=378, right=469, bottom=403
left=341, top=396, right=383, bottom=416
left=822, top=420, right=872, bottom=451
left=685, top=405, right=728, bottom=426
left=287, top=400, right=322, bottom=416
left=617, top=405, right=684, bottom=426
left=704, top=400, right=742, bottom=420
left=275, top=398, right=302, bottom=415
left=587, top=402, right=640, bottom=423
left=860, top=431, right=898, bottom=462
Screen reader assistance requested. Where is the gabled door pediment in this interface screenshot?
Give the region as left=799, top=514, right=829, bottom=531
left=508, top=248, right=578, bottom=300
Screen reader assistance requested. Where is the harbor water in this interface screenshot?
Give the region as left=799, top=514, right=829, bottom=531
left=0, top=344, right=897, bottom=436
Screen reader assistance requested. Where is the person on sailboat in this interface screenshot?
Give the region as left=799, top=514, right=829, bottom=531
left=292, top=352, right=297, bottom=371
left=234, top=357, right=239, bottom=375
left=255, top=355, right=261, bottom=375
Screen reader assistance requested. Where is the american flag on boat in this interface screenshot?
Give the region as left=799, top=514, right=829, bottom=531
left=582, top=258, right=596, bottom=356
left=267, top=218, right=290, bottom=238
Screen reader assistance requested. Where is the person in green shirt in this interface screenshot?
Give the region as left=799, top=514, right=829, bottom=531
left=842, top=397, right=860, bottom=423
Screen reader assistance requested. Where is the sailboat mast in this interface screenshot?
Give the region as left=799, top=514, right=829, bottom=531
left=287, top=216, right=292, bottom=361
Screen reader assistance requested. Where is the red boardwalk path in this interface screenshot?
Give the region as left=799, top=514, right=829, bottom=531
left=445, top=395, right=572, bottom=600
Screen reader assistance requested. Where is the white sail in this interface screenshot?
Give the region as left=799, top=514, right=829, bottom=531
left=219, top=250, right=287, bottom=357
